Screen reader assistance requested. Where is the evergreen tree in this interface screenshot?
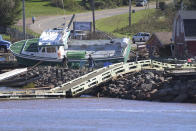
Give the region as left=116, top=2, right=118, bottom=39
left=0, top=0, right=21, bottom=27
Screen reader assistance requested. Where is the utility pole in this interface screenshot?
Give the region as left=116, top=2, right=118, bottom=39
left=173, top=0, right=176, bottom=6
left=129, top=0, right=131, bottom=27
left=22, top=0, right=26, bottom=40
left=61, top=0, right=66, bottom=15
left=181, top=1, right=184, bottom=10
left=156, top=0, right=158, bottom=9
left=91, top=0, right=96, bottom=32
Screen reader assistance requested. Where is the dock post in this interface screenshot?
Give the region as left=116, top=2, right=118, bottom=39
left=56, top=69, right=58, bottom=78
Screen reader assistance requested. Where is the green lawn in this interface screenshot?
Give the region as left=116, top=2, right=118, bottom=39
left=25, top=0, right=84, bottom=18
left=0, top=34, right=10, bottom=41
left=96, top=9, right=155, bottom=38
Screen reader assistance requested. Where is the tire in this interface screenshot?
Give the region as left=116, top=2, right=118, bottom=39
left=132, top=39, right=135, bottom=44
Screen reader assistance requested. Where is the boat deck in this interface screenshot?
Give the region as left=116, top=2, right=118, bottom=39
left=67, top=39, right=125, bottom=59
left=10, top=39, right=39, bottom=54
left=10, top=40, right=26, bottom=54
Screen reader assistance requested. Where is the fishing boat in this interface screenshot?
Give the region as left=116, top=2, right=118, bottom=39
left=10, top=33, right=131, bottom=67
left=10, top=17, right=131, bottom=67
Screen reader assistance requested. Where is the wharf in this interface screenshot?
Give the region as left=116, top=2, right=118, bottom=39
left=0, top=60, right=196, bottom=100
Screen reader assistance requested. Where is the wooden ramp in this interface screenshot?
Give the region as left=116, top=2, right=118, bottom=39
left=51, top=62, right=125, bottom=93
left=0, top=68, right=27, bottom=82
left=51, top=60, right=153, bottom=97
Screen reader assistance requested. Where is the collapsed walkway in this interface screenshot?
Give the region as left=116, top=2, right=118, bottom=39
left=0, top=68, right=27, bottom=82
left=0, top=60, right=196, bottom=100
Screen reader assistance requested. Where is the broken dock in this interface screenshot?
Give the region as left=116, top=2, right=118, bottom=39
left=0, top=60, right=196, bottom=100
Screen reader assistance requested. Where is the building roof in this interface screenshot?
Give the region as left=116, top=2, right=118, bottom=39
left=154, top=32, right=172, bottom=46
left=179, top=11, right=196, bottom=19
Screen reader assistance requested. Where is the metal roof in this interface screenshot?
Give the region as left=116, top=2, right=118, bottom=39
left=179, top=11, right=196, bottom=19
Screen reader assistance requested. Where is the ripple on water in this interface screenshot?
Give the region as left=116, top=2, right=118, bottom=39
left=0, top=98, right=196, bottom=131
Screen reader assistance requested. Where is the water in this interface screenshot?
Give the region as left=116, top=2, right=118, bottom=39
left=0, top=87, right=21, bottom=91
left=0, top=97, right=196, bottom=131
left=0, top=57, right=5, bottom=61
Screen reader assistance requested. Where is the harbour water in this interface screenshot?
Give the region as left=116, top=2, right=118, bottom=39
left=0, top=97, right=196, bottom=131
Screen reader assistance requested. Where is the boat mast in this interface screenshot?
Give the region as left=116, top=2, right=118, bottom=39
left=22, top=0, right=26, bottom=40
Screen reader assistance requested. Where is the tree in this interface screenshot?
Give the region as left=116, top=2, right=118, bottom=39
left=176, top=0, right=196, bottom=9
left=0, top=0, right=21, bottom=27
left=188, top=0, right=196, bottom=9
left=51, top=0, right=81, bottom=11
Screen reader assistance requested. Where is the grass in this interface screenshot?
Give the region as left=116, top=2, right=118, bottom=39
left=0, top=34, right=11, bottom=41
left=96, top=9, right=155, bottom=38
left=24, top=0, right=84, bottom=18
left=115, top=5, right=175, bottom=36
left=11, top=25, right=40, bottom=37
left=24, top=0, right=165, bottom=18
left=23, top=82, right=35, bottom=89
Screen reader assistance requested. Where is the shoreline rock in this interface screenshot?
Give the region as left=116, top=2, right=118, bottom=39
left=3, top=65, right=196, bottom=103
left=2, top=66, right=88, bottom=88
left=90, top=71, right=196, bottom=103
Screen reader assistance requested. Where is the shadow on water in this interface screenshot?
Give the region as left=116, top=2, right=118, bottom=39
left=0, top=57, right=5, bottom=61
left=0, top=86, right=20, bottom=91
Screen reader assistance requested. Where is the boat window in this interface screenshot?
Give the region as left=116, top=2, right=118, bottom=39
left=47, top=47, right=56, bottom=53
left=42, top=47, right=45, bottom=52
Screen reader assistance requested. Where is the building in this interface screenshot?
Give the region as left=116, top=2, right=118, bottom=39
left=172, top=11, right=196, bottom=58
left=146, top=32, right=172, bottom=58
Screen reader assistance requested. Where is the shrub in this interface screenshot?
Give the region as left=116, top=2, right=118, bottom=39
left=82, top=0, right=129, bottom=10
left=94, top=1, right=105, bottom=9
left=64, top=0, right=81, bottom=11
left=51, top=0, right=81, bottom=11
left=23, top=82, right=35, bottom=89
left=0, top=0, right=21, bottom=27
left=159, top=2, right=166, bottom=10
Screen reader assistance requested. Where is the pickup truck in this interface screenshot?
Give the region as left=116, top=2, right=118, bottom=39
left=132, top=32, right=150, bottom=44
left=135, top=0, right=148, bottom=6
left=0, top=35, right=11, bottom=52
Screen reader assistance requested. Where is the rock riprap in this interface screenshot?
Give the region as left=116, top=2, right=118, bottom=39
left=92, top=71, right=196, bottom=103
left=16, top=66, right=88, bottom=88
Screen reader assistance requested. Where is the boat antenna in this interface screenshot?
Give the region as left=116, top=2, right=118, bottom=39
left=67, top=14, right=75, bottom=29
left=101, top=31, right=113, bottom=42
